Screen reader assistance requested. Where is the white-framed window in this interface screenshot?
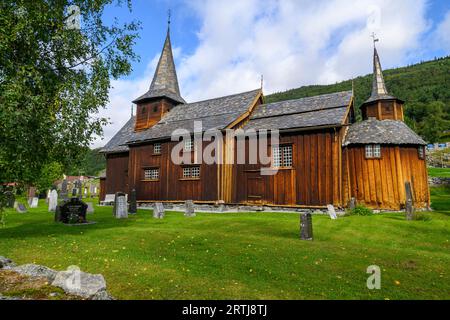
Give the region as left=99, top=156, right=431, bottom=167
left=182, top=166, right=201, bottom=179
left=144, top=168, right=159, bottom=180
left=184, top=139, right=194, bottom=152
left=153, top=143, right=161, bottom=154
left=272, top=145, right=293, bottom=167
left=418, top=146, right=425, bottom=159
left=365, top=144, right=381, bottom=159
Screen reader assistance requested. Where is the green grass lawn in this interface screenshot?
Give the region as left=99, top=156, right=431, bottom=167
left=0, top=193, right=449, bottom=300
left=428, top=167, right=450, bottom=178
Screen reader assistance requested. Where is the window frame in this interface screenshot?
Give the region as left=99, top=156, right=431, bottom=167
left=143, top=167, right=160, bottom=181
left=153, top=143, right=161, bottom=155
left=418, top=146, right=425, bottom=160
left=181, top=165, right=201, bottom=180
left=272, top=144, right=293, bottom=168
left=365, top=144, right=382, bottom=159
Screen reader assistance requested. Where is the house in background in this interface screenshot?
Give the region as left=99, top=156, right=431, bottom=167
left=100, top=25, right=429, bottom=210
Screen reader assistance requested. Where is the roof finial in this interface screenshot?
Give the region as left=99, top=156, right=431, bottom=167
left=131, top=104, right=134, bottom=117
left=167, top=9, right=171, bottom=31
left=351, top=79, right=355, bottom=96
left=260, top=74, right=264, bottom=90
left=371, top=32, right=379, bottom=48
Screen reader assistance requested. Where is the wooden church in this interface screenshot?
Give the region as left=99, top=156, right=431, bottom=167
left=100, top=26, right=429, bottom=210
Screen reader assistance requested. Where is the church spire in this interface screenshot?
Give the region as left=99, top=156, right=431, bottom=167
left=370, top=46, right=389, bottom=99
left=133, top=15, right=185, bottom=105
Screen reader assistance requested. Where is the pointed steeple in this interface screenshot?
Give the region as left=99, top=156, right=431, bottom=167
left=133, top=21, right=185, bottom=105
left=365, top=44, right=395, bottom=103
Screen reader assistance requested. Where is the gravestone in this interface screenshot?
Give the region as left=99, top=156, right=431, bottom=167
left=15, top=202, right=27, bottom=213
left=349, top=197, right=356, bottom=210
left=327, top=204, right=337, bottom=220
left=153, top=202, right=165, bottom=219
left=184, top=200, right=196, bottom=217
left=72, top=188, right=78, bottom=197
left=113, top=192, right=128, bottom=219
left=4, top=191, right=15, bottom=208
left=61, top=180, right=68, bottom=200
left=300, top=212, right=313, bottom=240
left=405, top=182, right=415, bottom=220
left=86, top=202, right=94, bottom=214
left=129, top=189, right=137, bottom=214
left=56, top=198, right=88, bottom=224
left=46, top=189, right=51, bottom=204
left=48, top=190, right=58, bottom=212
left=30, top=197, right=39, bottom=208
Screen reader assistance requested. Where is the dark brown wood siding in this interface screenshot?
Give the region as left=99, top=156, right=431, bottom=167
left=128, top=140, right=218, bottom=202
left=99, top=178, right=106, bottom=202
left=342, top=145, right=429, bottom=209
left=233, top=128, right=343, bottom=207
left=105, top=153, right=129, bottom=195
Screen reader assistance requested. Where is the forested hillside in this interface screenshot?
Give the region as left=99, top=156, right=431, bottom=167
left=66, top=148, right=106, bottom=177
left=266, top=56, right=450, bottom=143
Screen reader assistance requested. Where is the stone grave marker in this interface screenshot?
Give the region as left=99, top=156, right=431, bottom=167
left=86, top=202, right=94, bottom=214
left=153, top=202, right=165, bottom=219
left=349, top=197, right=356, bottom=210
left=184, top=200, right=196, bottom=217
left=56, top=198, right=88, bottom=224
left=327, top=204, right=337, bottom=220
left=48, top=190, right=58, bottom=212
left=113, top=192, right=128, bottom=219
left=300, top=212, right=313, bottom=240
left=60, top=180, right=68, bottom=200
left=30, top=197, right=39, bottom=208
left=129, top=189, right=137, bottom=214
left=405, top=182, right=415, bottom=220
left=15, top=202, right=27, bottom=213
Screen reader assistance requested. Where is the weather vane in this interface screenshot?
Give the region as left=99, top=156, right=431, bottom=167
left=371, top=32, right=379, bottom=47
left=168, top=9, right=171, bottom=28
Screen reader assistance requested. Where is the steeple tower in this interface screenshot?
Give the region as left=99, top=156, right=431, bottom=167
left=360, top=40, right=404, bottom=121
left=133, top=15, right=185, bottom=131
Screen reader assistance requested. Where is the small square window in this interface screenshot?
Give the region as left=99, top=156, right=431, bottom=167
left=418, top=147, right=425, bottom=159
left=272, top=145, right=293, bottom=167
left=182, top=166, right=200, bottom=179
left=184, top=139, right=194, bottom=152
left=366, top=145, right=381, bottom=159
left=154, top=143, right=161, bottom=154
left=144, top=168, right=159, bottom=180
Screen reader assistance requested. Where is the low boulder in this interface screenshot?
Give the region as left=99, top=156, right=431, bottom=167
left=0, top=256, right=16, bottom=269
left=51, top=268, right=107, bottom=299
left=11, top=264, right=57, bottom=282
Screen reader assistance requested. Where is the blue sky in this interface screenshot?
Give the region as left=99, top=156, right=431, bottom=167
left=94, top=0, right=450, bottom=147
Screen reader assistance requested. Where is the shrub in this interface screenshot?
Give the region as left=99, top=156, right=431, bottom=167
left=345, top=205, right=374, bottom=216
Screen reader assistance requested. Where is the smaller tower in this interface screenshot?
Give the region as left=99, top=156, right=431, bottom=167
left=360, top=40, right=404, bottom=121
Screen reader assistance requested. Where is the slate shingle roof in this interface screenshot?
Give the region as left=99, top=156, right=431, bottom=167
left=343, top=119, right=426, bottom=146
left=244, top=91, right=352, bottom=131
left=128, top=89, right=262, bottom=144
left=99, top=117, right=135, bottom=154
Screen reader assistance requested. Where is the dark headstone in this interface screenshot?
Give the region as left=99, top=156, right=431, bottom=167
left=184, top=200, right=196, bottom=217
left=300, top=213, right=313, bottom=240
left=61, top=180, right=68, bottom=194
left=56, top=198, right=88, bottom=224
left=405, top=182, right=415, bottom=220
left=72, top=188, right=78, bottom=197
left=113, top=192, right=128, bottom=219
left=4, top=191, right=15, bottom=208
left=129, top=189, right=137, bottom=214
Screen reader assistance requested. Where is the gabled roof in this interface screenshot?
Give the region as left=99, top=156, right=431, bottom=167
left=343, top=119, right=426, bottom=146
left=99, top=117, right=135, bottom=154
left=244, top=91, right=353, bottom=131
left=127, top=89, right=262, bottom=144
left=133, top=29, right=185, bottom=104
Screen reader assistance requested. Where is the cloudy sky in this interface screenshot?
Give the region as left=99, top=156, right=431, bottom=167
left=93, top=0, right=450, bottom=148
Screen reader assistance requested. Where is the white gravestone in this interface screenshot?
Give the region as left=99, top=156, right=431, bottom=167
left=48, top=190, right=58, bottom=212
left=327, top=204, right=337, bottom=220
left=30, top=197, right=39, bottom=208
left=86, top=202, right=94, bottom=214
left=114, top=194, right=128, bottom=219
left=153, top=203, right=165, bottom=219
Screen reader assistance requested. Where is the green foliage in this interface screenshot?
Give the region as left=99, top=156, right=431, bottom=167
left=266, top=56, right=450, bottom=143
left=428, top=167, right=450, bottom=178
left=66, top=147, right=106, bottom=176
left=0, top=1, right=140, bottom=188
left=35, top=162, right=64, bottom=193
left=345, top=204, right=374, bottom=216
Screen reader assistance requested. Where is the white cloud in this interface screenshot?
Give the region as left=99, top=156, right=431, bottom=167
left=433, top=10, right=450, bottom=52
left=92, top=0, right=430, bottom=148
